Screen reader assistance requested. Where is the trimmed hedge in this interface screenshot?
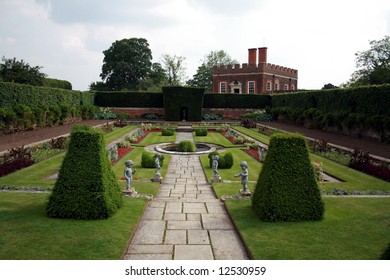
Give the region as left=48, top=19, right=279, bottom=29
left=195, top=128, right=208, bottom=136
left=141, top=151, right=165, bottom=168
left=163, top=86, right=205, bottom=121
left=162, top=128, right=175, bottom=136
left=43, top=78, right=72, bottom=90
left=252, top=133, right=324, bottom=222
left=380, top=242, right=390, bottom=260
left=94, top=91, right=163, bottom=108
left=177, top=140, right=196, bottom=152
left=204, top=93, right=271, bottom=109
left=208, top=151, right=234, bottom=169
left=46, top=125, right=122, bottom=220
left=0, top=81, right=94, bottom=107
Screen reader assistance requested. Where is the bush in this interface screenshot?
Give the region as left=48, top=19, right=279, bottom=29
left=177, top=140, right=196, bottom=152
left=252, top=133, right=324, bottom=222
left=208, top=151, right=234, bottom=169
left=162, top=128, right=175, bottom=136
left=141, top=151, right=165, bottom=168
left=46, top=125, right=122, bottom=220
left=195, top=128, right=208, bottom=136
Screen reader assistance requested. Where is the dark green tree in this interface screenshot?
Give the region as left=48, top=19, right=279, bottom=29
left=322, top=83, right=338, bottom=89
left=0, top=57, right=47, bottom=86
left=348, top=35, right=390, bottom=86
left=139, top=62, right=168, bottom=91
left=100, top=38, right=152, bottom=90
left=187, top=50, right=237, bottom=91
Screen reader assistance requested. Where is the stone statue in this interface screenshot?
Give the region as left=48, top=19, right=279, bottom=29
left=124, top=160, right=136, bottom=191
left=153, top=154, right=163, bottom=182
left=234, top=161, right=249, bottom=193
left=212, top=155, right=219, bottom=175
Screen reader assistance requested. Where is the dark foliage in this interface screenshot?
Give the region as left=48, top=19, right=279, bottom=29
left=208, top=151, right=234, bottom=169
left=141, top=151, right=165, bottom=168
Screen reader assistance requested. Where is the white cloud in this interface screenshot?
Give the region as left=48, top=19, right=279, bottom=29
left=1, top=0, right=389, bottom=90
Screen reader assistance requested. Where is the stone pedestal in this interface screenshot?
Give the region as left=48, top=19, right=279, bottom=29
left=123, top=188, right=137, bottom=196
left=152, top=172, right=163, bottom=183
left=211, top=174, right=222, bottom=183
left=239, top=189, right=252, bottom=197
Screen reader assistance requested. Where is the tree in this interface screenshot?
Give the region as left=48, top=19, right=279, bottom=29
left=348, top=35, right=390, bottom=86
left=139, top=62, right=168, bottom=91
left=100, top=38, right=152, bottom=90
left=322, top=83, right=338, bottom=90
left=0, top=57, right=46, bottom=86
left=187, top=50, right=238, bottom=91
left=161, top=54, right=186, bottom=86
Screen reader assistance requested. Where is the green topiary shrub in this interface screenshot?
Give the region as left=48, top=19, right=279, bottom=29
left=252, top=132, right=324, bottom=222
left=177, top=140, right=196, bottom=152
left=46, top=125, right=122, bottom=220
left=195, top=128, right=208, bottom=136
left=162, top=128, right=174, bottom=136
left=208, top=151, right=234, bottom=169
left=141, top=151, right=165, bottom=168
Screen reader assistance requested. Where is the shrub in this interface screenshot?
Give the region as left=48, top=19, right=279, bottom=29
left=195, top=128, right=208, bottom=136
left=177, top=140, right=196, bottom=152
left=162, top=128, right=175, bottom=136
left=46, top=125, right=122, bottom=220
left=208, top=151, right=234, bottom=169
left=141, top=151, right=165, bottom=168
left=252, top=133, right=324, bottom=222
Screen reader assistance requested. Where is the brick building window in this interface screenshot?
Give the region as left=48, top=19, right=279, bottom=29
left=266, top=82, right=272, bottom=91
left=284, top=84, right=289, bottom=91
left=291, top=85, right=295, bottom=91
left=248, top=81, right=255, bottom=94
left=274, top=83, right=279, bottom=91
left=220, top=82, right=227, bottom=93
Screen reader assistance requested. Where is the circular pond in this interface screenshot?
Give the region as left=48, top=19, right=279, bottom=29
left=155, top=142, right=217, bottom=155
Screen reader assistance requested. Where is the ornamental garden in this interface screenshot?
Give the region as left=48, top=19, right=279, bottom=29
left=0, top=82, right=389, bottom=260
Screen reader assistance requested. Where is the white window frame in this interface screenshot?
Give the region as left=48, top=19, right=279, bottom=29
left=220, top=82, right=227, bottom=93
left=248, top=81, right=255, bottom=94
left=266, top=82, right=272, bottom=91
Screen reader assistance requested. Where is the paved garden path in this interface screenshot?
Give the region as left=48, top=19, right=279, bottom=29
left=124, top=131, right=249, bottom=260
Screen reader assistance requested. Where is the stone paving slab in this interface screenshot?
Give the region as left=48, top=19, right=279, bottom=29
left=124, top=131, right=249, bottom=260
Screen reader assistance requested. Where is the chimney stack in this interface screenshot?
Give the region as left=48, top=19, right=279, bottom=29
left=248, top=48, right=257, bottom=64
left=258, top=47, right=267, bottom=64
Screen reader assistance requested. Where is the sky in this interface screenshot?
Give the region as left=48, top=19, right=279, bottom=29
left=1, top=0, right=389, bottom=91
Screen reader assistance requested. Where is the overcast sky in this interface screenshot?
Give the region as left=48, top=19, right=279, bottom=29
left=1, top=0, right=389, bottom=91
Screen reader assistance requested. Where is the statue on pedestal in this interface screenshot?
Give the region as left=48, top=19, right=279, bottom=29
left=124, top=160, right=136, bottom=192
left=211, top=154, right=222, bottom=183
left=234, top=161, right=250, bottom=195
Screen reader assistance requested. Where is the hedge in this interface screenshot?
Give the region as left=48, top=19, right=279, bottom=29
left=177, top=140, right=196, bottom=152
left=0, top=81, right=94, bottom=107
left=204, top=93, right=272, bottom=109
left=208, top=151, right=234, bottom=169
left=252, top=133, right=324, bottom=222
left=94, top=91, right=163, bottom=107
left=195, top=128, right=208, bottom=136
left=46, top=125, right=122, bottom=219
left=43, top=78, right=72, bottom=90
left=141, top=151, right=165, bottom=168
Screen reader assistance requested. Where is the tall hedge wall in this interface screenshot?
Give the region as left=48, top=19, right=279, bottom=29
left=163, top=86, right=205, bottom=121
left=46, top=125, right=122, bottom=220
left=271, top=84, right=390, bottom=115
left=0, top=81, right=94, bottom=107
left=94, top=91, right=163, bottom=107
left=204, top=93, right=272, bottom=109
left=43, top=78, right=72, bottom=90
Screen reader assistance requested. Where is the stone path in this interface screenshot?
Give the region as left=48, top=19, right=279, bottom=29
left=124, top=131, right=249, bottom=260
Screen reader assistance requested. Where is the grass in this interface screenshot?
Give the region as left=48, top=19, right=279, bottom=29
left=103, top=125, right=136, bottom=144
left=226, top=197, right=390, bottom=259
left=193, top=131, right=238, bottom=147
left=0, top=192, right=147, bottom=260
left=137, top=131, right=176, bottom=146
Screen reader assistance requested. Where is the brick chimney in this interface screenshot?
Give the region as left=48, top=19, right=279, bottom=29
left=258, top=47, right=267, bottom=64
left=248, top=48, right=257, bottom=64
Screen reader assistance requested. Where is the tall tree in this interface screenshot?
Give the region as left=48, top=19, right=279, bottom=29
left=187, top=50, right=238, bottom=91
left=0, top=57, right=46, bottom=86
left=348, top=35, right=390, bottom=86
left=161, top=54, right=186, bottom=86
left=100, top=38, right=152, bottom=90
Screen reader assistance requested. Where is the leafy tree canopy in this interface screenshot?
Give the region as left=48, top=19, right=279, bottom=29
left=347, top=35, right=390, bottom=87
left=187, top=50, right=237, bottom=91
left=161, top=54, right=186, bottom=86
left=0, top=56, right=47, bottom=86
left=100, top=38, right=153, bottom=90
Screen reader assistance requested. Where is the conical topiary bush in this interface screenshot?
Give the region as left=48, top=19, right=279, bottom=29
left=46, top=125, right=122, bottom=219
left=252, top=132, right=324, bottom=222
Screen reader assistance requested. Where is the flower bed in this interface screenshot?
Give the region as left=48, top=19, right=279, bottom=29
left=242, top=148, right=260, bottom=161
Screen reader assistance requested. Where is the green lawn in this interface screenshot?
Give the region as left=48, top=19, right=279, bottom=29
left=0, top=192, right=147, bottom=260
left=226, top=197, right=390, bottom=260
left=136, top=131, right=176, bottom=147
left=194, top=131, right=239, bottom=147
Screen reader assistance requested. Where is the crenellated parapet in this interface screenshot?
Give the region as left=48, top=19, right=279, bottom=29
left=212, top=63, right=298, bottom=78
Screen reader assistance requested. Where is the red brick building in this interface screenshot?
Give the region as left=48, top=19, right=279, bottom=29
left=212, top=48, right=298, bottom=94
